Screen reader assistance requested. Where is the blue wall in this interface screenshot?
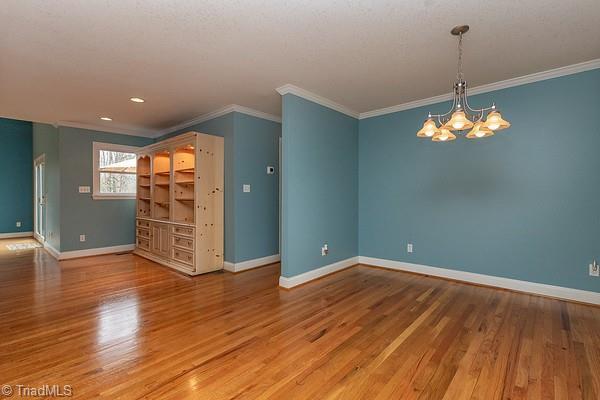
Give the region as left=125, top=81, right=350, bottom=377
left=233, top=113, right=281, bottom=262
left=33, top=123, right=61, bottom=250
left=0, top=118, right=33, bottom=234
left=157, top=111, right=281, bottom=263
left=58, top=127, right=152, bottom=251
left=359, top=69, right=600, bottom=292
left=281, top=94, right=358, bottom=277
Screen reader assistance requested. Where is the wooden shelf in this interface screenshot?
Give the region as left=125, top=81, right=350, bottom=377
left=139, top=173, right=150, bottom=177
left=176, top=198, right=194, bottom=202
left=176, top=180, right=194, bottom=185
left=155, top=183, right=170, bottom=187
left=139, top=197, right=151, bottom=201
left=139, top=184, right=151, bottom=188
left=175, top=168, right=195, bottom=173
left=155, top=201, right=170, bottom=206
left=155, top=171, right=170, bottom=176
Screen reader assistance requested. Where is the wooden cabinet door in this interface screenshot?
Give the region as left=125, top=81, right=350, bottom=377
left=151, top=223, right=170, bottom=258
left=158, top=224, right=169, bottom=256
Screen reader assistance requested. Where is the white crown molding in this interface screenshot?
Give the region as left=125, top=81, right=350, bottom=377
left=359, top=58, right=600, bottom=120
left=358, top=256, right=600, bottom=306
left=224, top=254, right=280, bottom=273
left=155, top=105, right=237, bottom=138
left=358, top=94, right=453, bottom=120
left=0, top=231, right=33, bottom=239
left=56, top=120, right=155, bottom=138
left=276, top=84, right=360, bottom=119
left=233, top=105, right=282, bottom=124
left=156, top=104, right=282, bottom=138
left=279, top=256, right=358, bottom=288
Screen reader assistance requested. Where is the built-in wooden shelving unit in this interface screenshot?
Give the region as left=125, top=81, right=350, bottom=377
left=133, top=132, right=224, bottom=276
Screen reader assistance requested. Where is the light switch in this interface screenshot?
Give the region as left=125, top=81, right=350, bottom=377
left=79, top=186, right=91, bottom=193
left=243, top=184, right=251, bottom=193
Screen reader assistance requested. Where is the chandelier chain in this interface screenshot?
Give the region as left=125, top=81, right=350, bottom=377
left=457, top=32, right=464, bottom=82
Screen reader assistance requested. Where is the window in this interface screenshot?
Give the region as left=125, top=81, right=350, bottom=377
left=92, top=142, right=139, bottom=200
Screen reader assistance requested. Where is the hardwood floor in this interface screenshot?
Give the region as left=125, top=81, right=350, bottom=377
left=1, top=241, right=599, bottom=399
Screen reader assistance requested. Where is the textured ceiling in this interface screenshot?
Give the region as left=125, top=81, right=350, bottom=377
left=1, top=0, right=599, bottom=135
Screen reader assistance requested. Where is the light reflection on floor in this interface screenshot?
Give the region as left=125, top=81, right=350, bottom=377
left=6, top=242, right=42, bottom=251
left=97, top=295, right=140, bottom=346
left=0, top=238, right=42, bottom=255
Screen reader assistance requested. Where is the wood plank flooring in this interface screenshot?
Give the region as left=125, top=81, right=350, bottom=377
left=0, top=240, right=599, bottom=399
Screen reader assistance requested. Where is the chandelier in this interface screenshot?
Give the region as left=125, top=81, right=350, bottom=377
left=417, top=25, right=510, bottom=142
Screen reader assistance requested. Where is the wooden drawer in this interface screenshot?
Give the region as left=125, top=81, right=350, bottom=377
left=172, top=248, right=195, bottom=267
left=172, top=235, right=194, bottom=250
left=137, top=237, right=150, bottom=251
left=136, top=219, right=150, bottom=228
left=137, top=227, right=150, bottom=239
left=171, top=225, right=194, bottom=237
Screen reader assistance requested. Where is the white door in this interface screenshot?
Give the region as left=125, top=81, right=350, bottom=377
left=34, top=155, right=46, bottom=242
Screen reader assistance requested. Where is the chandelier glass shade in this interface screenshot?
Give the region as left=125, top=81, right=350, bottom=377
left=465, top=121, right=493, bottom=139
left=416, top=118, right=440, bottom=138
left=417, top=25, right=511, bottom=141
left=432, top=128, right=456, bottom=142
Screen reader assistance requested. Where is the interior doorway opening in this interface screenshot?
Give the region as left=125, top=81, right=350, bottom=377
left=34, top=154, right=46, bottom=243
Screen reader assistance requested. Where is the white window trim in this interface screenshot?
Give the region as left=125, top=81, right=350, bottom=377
left=92, top=142, right=140, bottom=200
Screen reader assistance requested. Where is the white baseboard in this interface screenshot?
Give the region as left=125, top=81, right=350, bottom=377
left=224, top=254, right=280, bottom=273
left=0, top=231, right=33, bottom=239
left=43, top=242, right=61, bottom=259
left=358, top=256, right=600, bottom=305
left=44, top=244, right=135, bottom=260
left=279, top=256, right=359, bottom=289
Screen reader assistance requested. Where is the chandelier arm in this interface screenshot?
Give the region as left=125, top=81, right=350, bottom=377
left=462, top=84, right=495, bottom=118
left=429, top=88, right=458, bottom=123
left=460, top=89, right=482, bottom=120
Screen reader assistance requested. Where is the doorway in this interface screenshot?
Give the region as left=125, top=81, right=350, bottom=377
left=34, top=154, right=46, bottom=242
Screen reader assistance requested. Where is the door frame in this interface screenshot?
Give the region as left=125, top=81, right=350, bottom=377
left=278, top=137, right=282, bottom=256
left=33, top=154, right=46, bottom=243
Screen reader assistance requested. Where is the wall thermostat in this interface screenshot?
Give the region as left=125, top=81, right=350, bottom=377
left=267, top=166, right=275, bottom=175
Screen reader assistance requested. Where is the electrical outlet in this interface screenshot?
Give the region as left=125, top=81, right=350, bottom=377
left=266, top=166, right=275, bottom=175
left=16, top=221, right=21, bottom=227
left=321, top=244, right=329, bottom=256
left=407, top=243, right=413, bottom=253
left=79, top=234, right=86, bottom=242
left=78, top=186, right=91, bottom=193
left=590, top=260, right=599, bottom=277
left=243, top=184, right=251, bottom=193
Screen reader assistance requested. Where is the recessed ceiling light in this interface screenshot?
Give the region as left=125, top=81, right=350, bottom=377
left=100, top=117, right=112, bottom=121
left=130, top=97, right=145, bottom=103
